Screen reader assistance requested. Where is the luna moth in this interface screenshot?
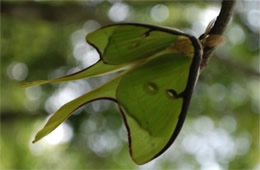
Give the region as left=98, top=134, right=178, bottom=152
left=21, top=23, right=203, bottom=165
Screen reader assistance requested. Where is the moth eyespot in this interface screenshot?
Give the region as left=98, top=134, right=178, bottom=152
left=166, top=89, right=178, bottom=99
left=143, top=30, right=152, bottom=38
left=145, top=82, right=158, bottom=94
left=143, top=33, right=148, bottom=38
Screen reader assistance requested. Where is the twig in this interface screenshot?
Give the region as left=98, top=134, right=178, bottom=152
left=201, top=0, right=236, bottom=68
left=214, top=55, right=260, bottom=77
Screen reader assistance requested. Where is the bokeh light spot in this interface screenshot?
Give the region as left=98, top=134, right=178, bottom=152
left=229, top=83, right=247, bottom=106
left=227, top=24, right=245, bottom=45
left=87, top=130, right=121, bottom=157
left=208, top=83, right=227, bottom=103
left=44, top=81, right=91, bottom=114
left=25, top=86, right=42, bottom=101
left=192, top=6, right=219, bottom=35
left=199, top=7, right=219, bottom=28
left=219, top=115, right=237, bottom=133
left=194, top=116, right=214, bottom=135
left=108, top=2, right=129, bottom=22
left=44, top=123, right=73, bottom=145
left=247, top=9, right=260, bottom=29
left=235, top=132, right=251, bottom=156
left=7, top=62, right=28, bottom=81
left=150, top=4, right=169, bottom=22
left=83, top=20, right=101, bottom=34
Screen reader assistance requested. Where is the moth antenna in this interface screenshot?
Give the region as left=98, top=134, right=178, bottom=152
left=200, top=18, right=217, bottom=45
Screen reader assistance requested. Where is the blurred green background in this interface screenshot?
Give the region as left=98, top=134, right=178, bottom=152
left=1, top=0, right=259, bottom=169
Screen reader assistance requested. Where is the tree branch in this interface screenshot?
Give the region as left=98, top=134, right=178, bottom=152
left=201, top=0, right=236, bottom=68
left=215, top=55, right=260, bottom=77
left=1, top=1, right=111, bottom=24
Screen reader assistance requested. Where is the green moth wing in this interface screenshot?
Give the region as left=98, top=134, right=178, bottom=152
left=20, top=60, right=128, bottom=88
left=117, top=53, right=197, bottom=164
left=32, top=74, right=123, bottom=143
left=87, top=24, right=181, bottom=65
left=28, top=23, right=202, bottom=165
left=88, top=23, right=202, bottom=164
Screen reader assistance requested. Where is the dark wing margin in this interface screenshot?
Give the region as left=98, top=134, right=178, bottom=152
left=152, top=32, right=202, bottom=161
